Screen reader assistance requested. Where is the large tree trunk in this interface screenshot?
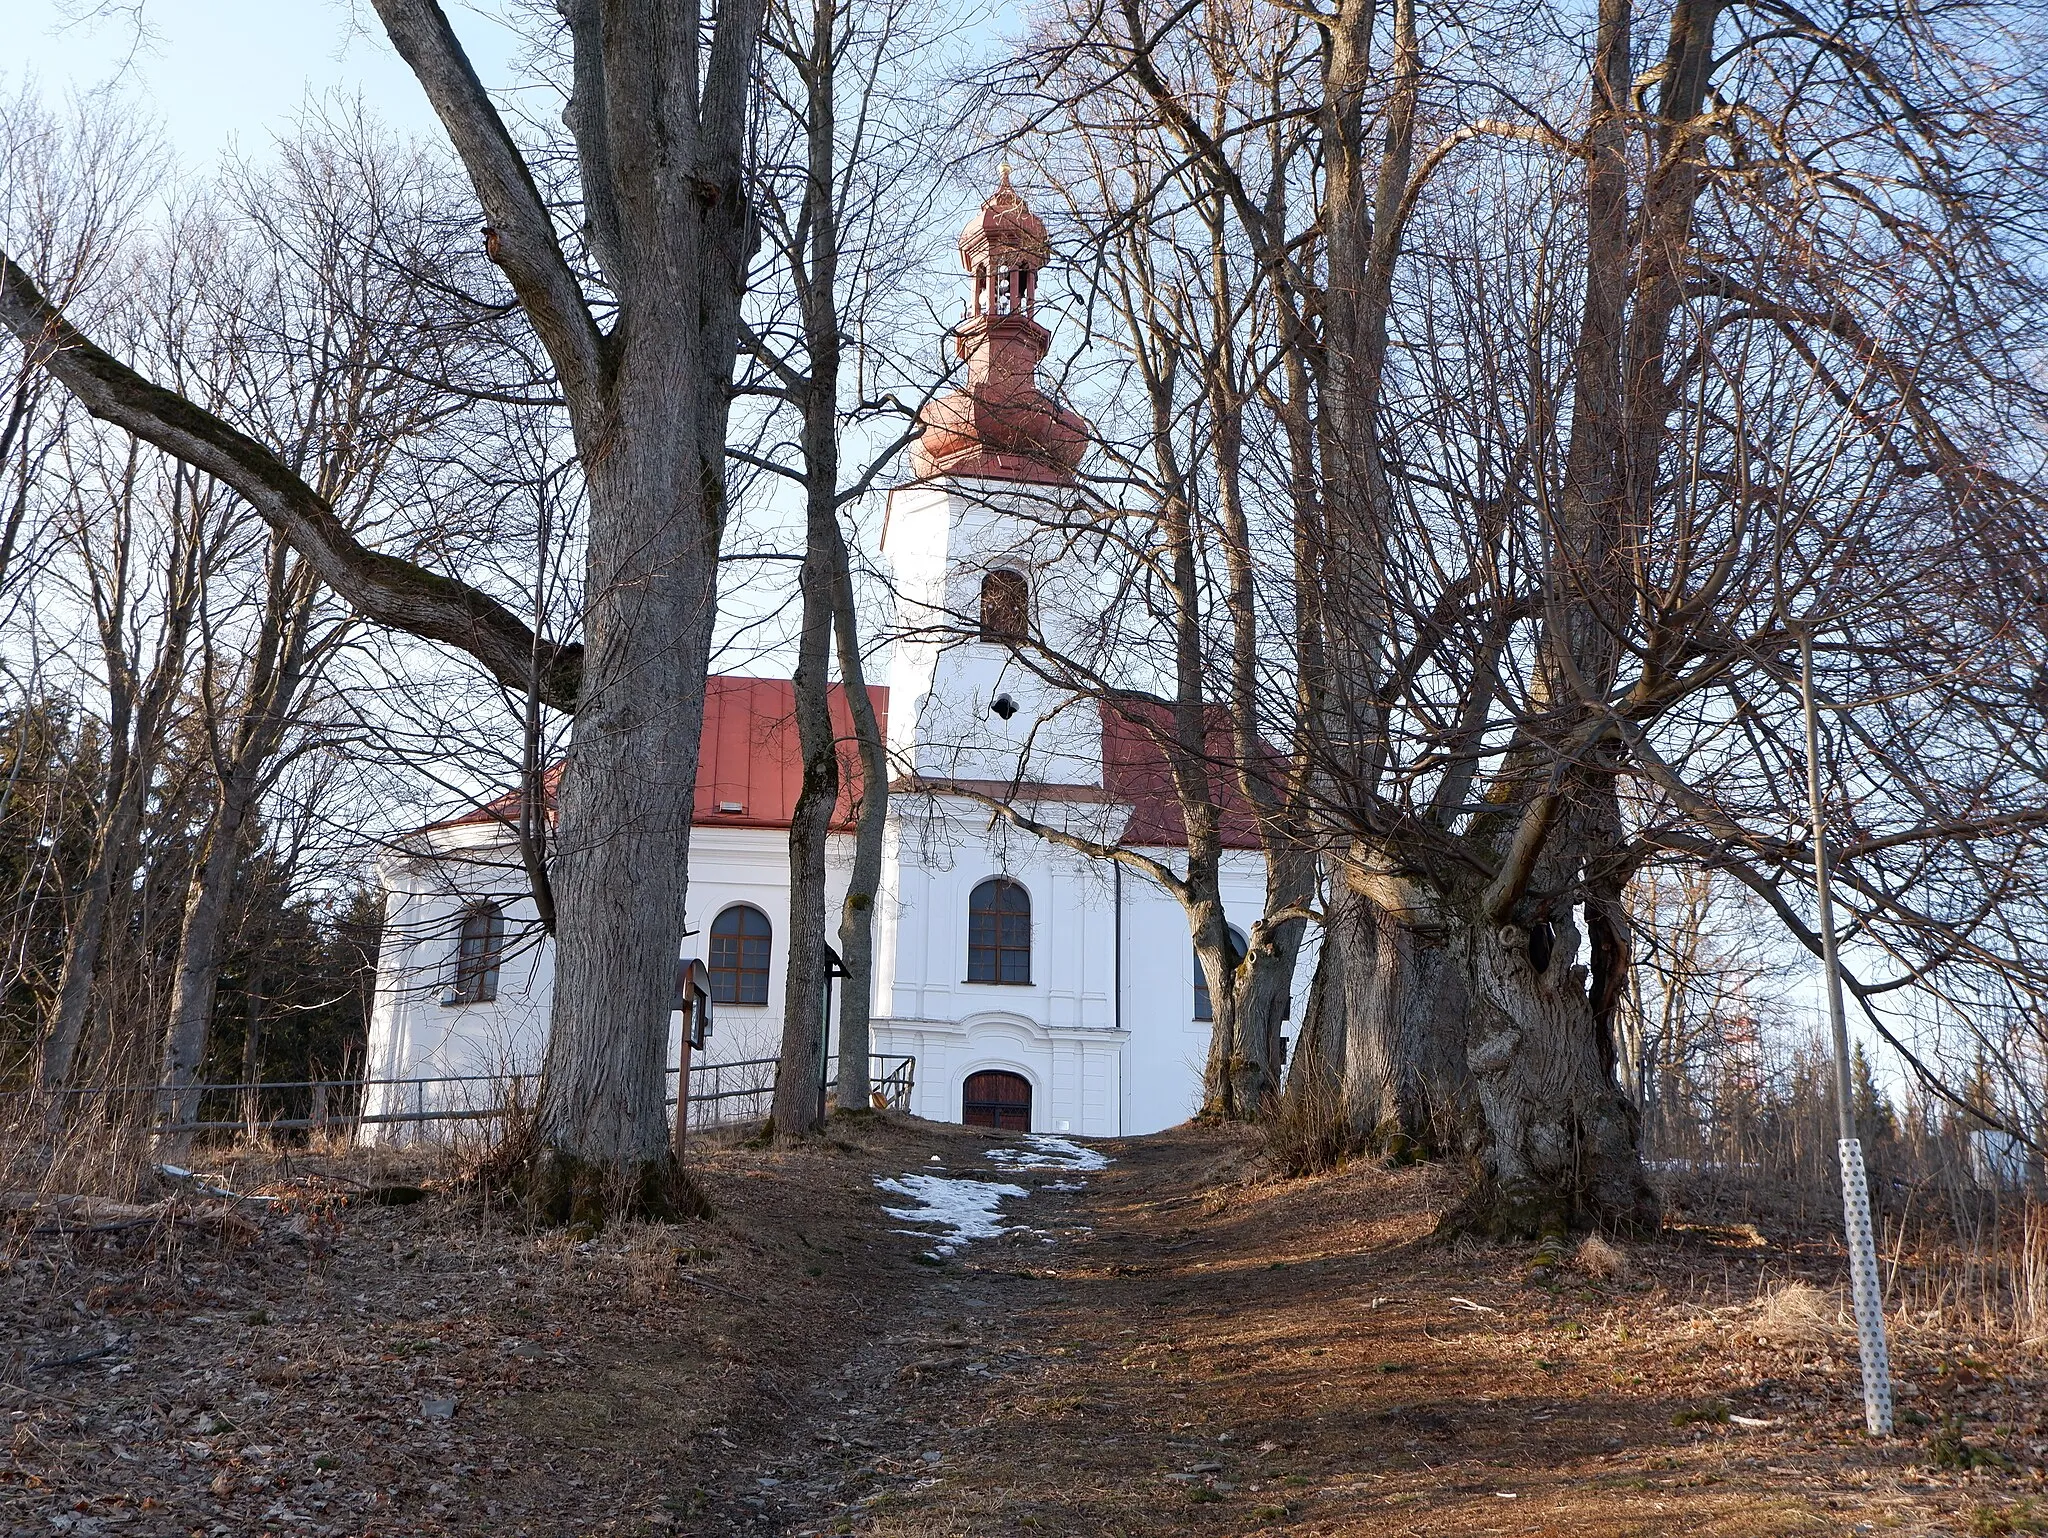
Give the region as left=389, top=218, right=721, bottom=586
left=1191, top=880, right=1253, bottom=1118
left=0, top=9, right=768, bottom=1210
left=373, top=0, right=763, bottom=1217
left=1283, top=862, right=1473, bottom=1167
left=1332, top=856, right=1472, bottom=1159
left=1452, top=903, right=1654, bottom=1236
left=531, top=447, right=722, bottom=1210
left=1432, top=0, right=1718, bottom=1236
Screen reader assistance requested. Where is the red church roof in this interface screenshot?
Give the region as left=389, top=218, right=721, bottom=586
left=696, top=677, right=889, bottom=830
left=1100, top=698, right=1267, bottom=850
left=432, top=679, right=1269, bottom=855
left=433, top=676, right=889, bottom=836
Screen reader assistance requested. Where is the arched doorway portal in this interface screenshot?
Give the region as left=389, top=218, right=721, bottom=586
left=962, top=1070, right=1032, bottom=1131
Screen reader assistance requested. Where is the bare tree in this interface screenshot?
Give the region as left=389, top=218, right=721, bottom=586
left=1, top=2, right=772, bottom=1214
left=37, top=433, right=212, bottom=1093
left=742, top=0, right=952, bottom=1134
left=156, top=113, right=514, bottom=1147
left=1002, top=0, right=2048, bottom=1236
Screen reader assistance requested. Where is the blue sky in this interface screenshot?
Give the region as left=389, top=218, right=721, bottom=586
left=11, top=1, right=522, bottom=172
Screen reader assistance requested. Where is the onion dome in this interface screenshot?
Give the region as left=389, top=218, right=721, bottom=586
left=911, top=169, right=1089, bottom=485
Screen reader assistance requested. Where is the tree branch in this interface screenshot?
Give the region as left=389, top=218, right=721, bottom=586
left=912, top=778, right=1189, bottom=899
left=369, top=0, right=606, bottom=410
left=0, top=252, right=581, bottom=709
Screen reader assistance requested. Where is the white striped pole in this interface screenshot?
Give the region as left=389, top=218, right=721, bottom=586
left=1801, top=628, right=1894, bottom=1435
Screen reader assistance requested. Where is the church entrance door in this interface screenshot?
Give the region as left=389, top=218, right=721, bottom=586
left=962, top=1070, right=1032, bottom=1131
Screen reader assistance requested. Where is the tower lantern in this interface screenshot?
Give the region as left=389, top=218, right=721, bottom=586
left=912, top=169, right=1089, bottom=485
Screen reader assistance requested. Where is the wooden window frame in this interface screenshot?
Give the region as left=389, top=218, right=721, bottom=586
left=709, top=904, right=773, bottom=1006
left=966, top=877, right=1032, bottom=985
left=449, top=903, right=506, bottom=1005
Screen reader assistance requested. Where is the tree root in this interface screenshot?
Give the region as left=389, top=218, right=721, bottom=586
left=468, top=1133, right=713, bottom=1230
left=1433, top=1171, right=1658, bottom=1245
left=522, top=1149, right=713, bottom=1229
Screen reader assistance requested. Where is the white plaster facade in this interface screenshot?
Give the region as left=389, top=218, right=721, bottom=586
left=365, top=822, right=850, bottom=1101
left=362, top=469, right=1301, bottom=1138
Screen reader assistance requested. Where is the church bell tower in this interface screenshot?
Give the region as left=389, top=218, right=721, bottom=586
left=884, top=171, right=1098, bottom=789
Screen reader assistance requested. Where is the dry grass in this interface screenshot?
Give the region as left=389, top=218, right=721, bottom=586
left=12, top=1115, right=2048, bottom=1537
left=1575, top=1232, right=1630, bottom=1281
left=1750, top=1278, right=1849, bottom=1342
left=2018, top=1205, right=2048, bottom=1347
left=0, top=1111, right=995, bottom=1536
left=1262, top=1066, right=1351, bottom=1176
left=1, top=1094, right=158, bottom=1204
left=778, top=1131, right=2048, bottom=1538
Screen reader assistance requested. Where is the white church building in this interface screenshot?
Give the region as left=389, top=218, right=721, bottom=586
left=362, top=175, right=1294, bottom=1138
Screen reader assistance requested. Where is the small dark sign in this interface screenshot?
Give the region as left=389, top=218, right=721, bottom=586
left=673, top=958, right=713, bottom=1048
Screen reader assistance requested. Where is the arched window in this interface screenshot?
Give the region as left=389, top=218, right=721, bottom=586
left=449, top=903, right=506, bottom=1005
left=709, top=905, right=773, bottom=1005
left=967, top=877, right=1032, bottom=984
left=978, top=569, right=1029, bottom=643
left=1192, top=927, right=1248, bottom=1021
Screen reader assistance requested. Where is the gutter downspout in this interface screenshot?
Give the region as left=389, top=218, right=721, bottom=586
left=1114, top=861, right=1124, bottom=1136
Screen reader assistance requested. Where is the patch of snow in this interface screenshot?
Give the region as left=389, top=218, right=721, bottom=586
left=875, top=1174, right=1028, bottom=1256
left=985, top=1134, right=1110, bottom=1172
left=154, top=1164, right=279, bottom=1202
left=876, top=1136, right=1111, bottom=1260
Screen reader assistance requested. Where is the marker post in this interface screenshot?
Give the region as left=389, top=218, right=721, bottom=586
left=1800, top=627, right=1894, bottom=1436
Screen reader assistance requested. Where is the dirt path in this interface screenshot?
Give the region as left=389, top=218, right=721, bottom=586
left=8, top=1121, right=2042, bottom=1536
left=699, top=1128, right=2043, bottom=1538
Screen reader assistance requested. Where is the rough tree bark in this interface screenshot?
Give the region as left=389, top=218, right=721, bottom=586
left=432, top=0, right=760, bottom=1216
left=1438, top=0, right=1721, bottom=1236
left=830, top=553, right=887, bottom=1115
left=1450, top=892, right=1648, bottom=1233
left=1327, top=857, right=1471, bottom=1158
left=2, top=0, right=768, bottom=1217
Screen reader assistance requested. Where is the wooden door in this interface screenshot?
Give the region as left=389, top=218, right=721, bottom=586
left=962, top=1070, right=1032, bottom=1131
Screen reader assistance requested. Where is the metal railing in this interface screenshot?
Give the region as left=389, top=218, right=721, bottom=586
left=676, top=1053, right=917, bottom=1127
left=2, top=1053, right=917, bottom=1140
left=873, top=1053, right=916, bottom=1112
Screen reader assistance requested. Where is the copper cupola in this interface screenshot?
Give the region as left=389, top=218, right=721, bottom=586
left=911, top=169, right=1089, bottom=485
